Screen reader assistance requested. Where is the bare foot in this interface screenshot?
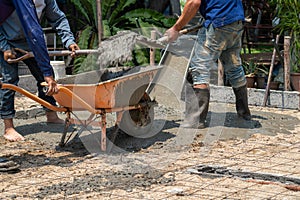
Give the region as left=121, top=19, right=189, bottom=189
left=3, top=128, right=25, bottom=142
left=46, top=111, right=64, bottom=124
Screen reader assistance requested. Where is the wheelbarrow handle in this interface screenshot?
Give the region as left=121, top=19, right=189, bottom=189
left=0, top=80, right=67, bottom=112
left=41, top=82, right=102, bottom=115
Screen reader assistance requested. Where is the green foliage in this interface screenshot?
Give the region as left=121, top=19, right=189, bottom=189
left=270, top=0, right=300, bottom=72
left=242, top=60, right=258, bottom=77
left=69, top=0, right=176, bottom=74
left=256, top=65, right=269, bottom=77
left=241, top=46, right=273, bottom=54
left=180, top=0, right=186, bottom=11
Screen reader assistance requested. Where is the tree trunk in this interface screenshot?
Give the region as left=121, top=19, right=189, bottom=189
left=149, top=0, right=170, bottom=14
left=148, top=0, right=181, bottom=16
left=170, top=0, right=181, bottom=16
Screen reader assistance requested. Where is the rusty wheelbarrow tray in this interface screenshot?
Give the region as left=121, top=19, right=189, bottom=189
left=0, top=65, right=162, bottom=151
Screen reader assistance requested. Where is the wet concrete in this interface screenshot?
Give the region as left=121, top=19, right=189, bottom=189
left=4, top=100, right=299, bottom=153
left=188, top=164, right=300, bottom=185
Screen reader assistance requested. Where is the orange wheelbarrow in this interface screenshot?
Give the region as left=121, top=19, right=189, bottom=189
left=0, top=65, right=162, bottom=151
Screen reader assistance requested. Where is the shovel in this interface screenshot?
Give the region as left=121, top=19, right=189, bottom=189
left=145, top=22, right=203, bottom=95
left=7, top=31, right=166, bottom=65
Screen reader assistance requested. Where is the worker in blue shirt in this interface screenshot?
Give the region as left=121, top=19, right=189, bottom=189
left=0, top=0, right=54, bottom=172
left=0, top=0, right=79, bottom=142
left=165, top=0, right=251, bottom=129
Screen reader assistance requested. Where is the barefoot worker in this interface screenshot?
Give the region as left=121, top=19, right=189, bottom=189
left=0, top=0, right=73, bottom=172
left=0, top=0, right=58, bottom=172
left=0, top=0, right=79, bottom=142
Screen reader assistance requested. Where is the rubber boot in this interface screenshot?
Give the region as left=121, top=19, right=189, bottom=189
left=233, top=85, right=251, bottom=120
left=181, top=85, right=210, bottom=129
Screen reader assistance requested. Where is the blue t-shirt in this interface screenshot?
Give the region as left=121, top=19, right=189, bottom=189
left=200, top=0, right=245, bottom=28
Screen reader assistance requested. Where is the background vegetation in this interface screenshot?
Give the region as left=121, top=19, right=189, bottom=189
left=55, top=0, right=300, bottom=75
left=58, top=0, right=177, bottom=74
left=270, top=0, right=300, bottom=72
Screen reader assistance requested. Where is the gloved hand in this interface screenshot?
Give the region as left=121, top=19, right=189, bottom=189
left=68, top=43, right=80, bottom=58
left=164, top=27, right=180, bottom=43
left=3, top=49, right=16, bottom=61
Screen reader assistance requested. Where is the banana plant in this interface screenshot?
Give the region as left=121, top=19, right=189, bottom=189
left=68, top=0, right=176, bottom=73
left=270, top=0, right=300, bottom=72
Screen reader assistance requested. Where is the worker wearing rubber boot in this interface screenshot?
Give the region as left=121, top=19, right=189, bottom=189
left=165, top=0, right=251, bottom=128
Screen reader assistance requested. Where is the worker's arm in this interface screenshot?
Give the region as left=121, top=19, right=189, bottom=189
left=165, top=0, right=201, bottom=43
left=11, top=0, right=58, bottom=95
left=0, top=0, right=15, bottom=53
left=44, top=0, right=78, bottom=50
left=12, top=0, right=52, bottom=77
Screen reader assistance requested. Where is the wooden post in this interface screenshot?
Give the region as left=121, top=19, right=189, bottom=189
left=263, top=35, right=279, bottom=106
left=101, top=113, right=106, bottom=151
left=263, top=35, right=280, bottom=107
left=217, top=60, right=224, bottom=86
left=150, top=30, right=156, bottom=66
left=284, top=36, right=291, bottom=91
left=97, top=0, right=103, bottom=69
left=170, top=0, right=181, bottom=16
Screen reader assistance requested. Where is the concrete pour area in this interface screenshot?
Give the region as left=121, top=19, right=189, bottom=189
left=0, top=35, right=299, bottom=199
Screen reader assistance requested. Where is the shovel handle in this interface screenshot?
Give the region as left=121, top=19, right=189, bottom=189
left=6, top=48, right=99, bottom=63
left=158, top=23, right=203, bottom=43
left=180, top=23, right=203, bottom=34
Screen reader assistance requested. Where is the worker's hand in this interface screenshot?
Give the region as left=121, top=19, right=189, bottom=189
left=44, top=76, right=59, bottom=96
left=68, top=43, right=80, bottom=58
left=3, top=49, right=16, bottom=61
left=164, top=27, right=180, bottom=43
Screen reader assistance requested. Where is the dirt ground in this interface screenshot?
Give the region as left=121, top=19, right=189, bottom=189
left=0, top=90, right=300, bottom=199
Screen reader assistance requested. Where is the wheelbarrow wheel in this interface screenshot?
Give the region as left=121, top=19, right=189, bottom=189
left=119, top=94, right=156, bottom=138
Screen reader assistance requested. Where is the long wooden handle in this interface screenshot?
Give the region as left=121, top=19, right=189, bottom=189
left=47, top=49, right=99, bottom=57
left=262, top=35, right=280, bottom=107
left=158, top=23, right=203, bottom=43
left=7, top=49, right=99, bottom=63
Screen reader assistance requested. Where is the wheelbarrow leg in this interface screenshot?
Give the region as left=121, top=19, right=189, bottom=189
left=100, top=113, right=107, bottom=151
left=106, top=111, right=123, bottom=153
left=60, top=112, right=72, bottom=147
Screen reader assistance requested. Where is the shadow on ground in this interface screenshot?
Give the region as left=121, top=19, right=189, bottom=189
left=12, top=108, right=299, bottom=157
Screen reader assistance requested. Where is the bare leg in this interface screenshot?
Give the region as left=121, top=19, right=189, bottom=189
left=3, top=119, right=25, bottom=142
left=193, top=83, right=209, bottom=89
left=46, top=111, right=64, bottom=124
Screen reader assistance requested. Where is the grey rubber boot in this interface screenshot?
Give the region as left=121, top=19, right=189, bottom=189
left=233, top=85, right=251, bottom=120
left=181, top=85, right=210, bottom=129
